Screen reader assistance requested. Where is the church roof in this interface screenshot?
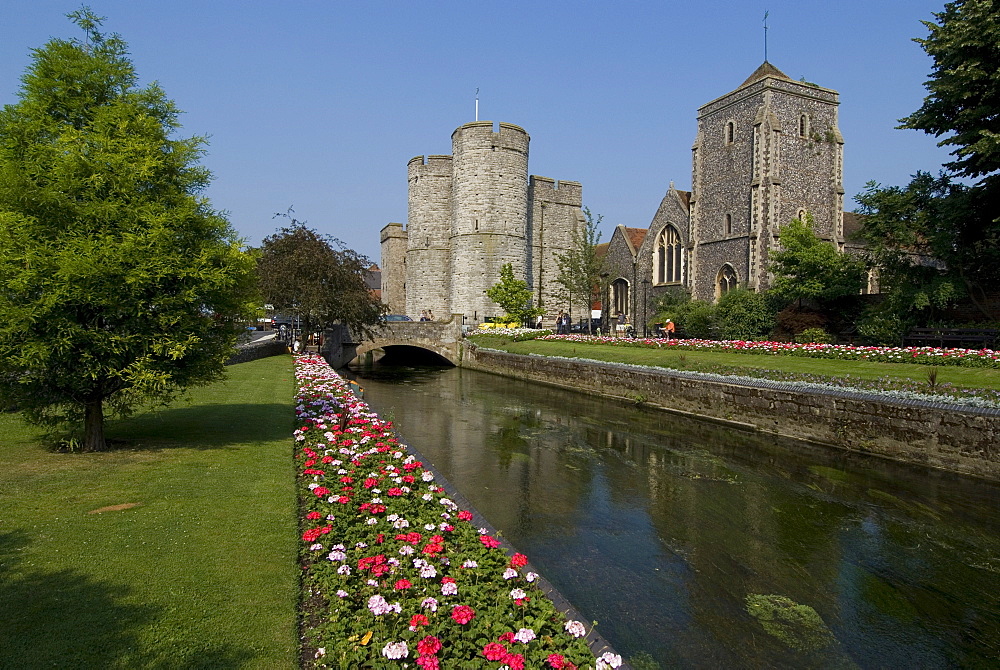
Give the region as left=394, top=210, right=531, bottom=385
left=738, top=61, right=792, bottom=89
left=624, top=227, right=648, bottom=252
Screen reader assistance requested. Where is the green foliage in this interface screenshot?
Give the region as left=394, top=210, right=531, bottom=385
left=715, top=288, right=777, bottom=341
left=901, top=0, right=1000, bottom=181
left=553, top=207, right=603, bottom=332
left=485, top=263, right=542, bottom=324
left=0, top=9, right=257, bottom=451
left=768, top=214, right=867, bottom=306
left=257, top=211, right=385, bottom=339
left=857, top=304, right=910, bottom=346
left=856, top=1, right=1000, bottom=322
left=745, top=594, right=833, bottom=651
left=795, top=328, right=834, bottom=344
left=672, top=300, right=717, bottom=339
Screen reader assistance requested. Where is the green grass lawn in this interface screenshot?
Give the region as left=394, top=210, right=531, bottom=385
left=0, top=355, right=298, bottom=669
left=470, top=336, right=1000, bottom=392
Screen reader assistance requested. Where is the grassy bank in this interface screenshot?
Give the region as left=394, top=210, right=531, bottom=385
left=469, top=335, right=1000, bottom=394
left=0, top=356, right=298, bottom=669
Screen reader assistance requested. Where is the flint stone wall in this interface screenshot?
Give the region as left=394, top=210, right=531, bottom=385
left=461, top=347, right=1000, bottom=482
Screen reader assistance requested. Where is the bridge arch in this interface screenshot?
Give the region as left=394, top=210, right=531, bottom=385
left=351, top=315, right=465, bottom=366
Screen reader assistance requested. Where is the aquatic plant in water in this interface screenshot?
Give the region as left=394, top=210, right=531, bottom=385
left=745, top=594, right=834, bottom=651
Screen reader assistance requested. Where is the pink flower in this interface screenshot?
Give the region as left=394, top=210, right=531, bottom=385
left=416, top=655, right=440, bottom=670
left=416, top=636, right=442, bottom=655
left=547, top=653, right=567, bottom=668
left=503, top=652, right=525, bottom=670
left=479, top=534, right=501, bottom=549
left=451, top=605, right=475, bottom=624
left=394, top=579, right=413, bottom=590
left=482, top=642, right=507, bottom=661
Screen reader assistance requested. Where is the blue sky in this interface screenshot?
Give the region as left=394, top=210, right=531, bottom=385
left=2, top=0, right=953, bottom=261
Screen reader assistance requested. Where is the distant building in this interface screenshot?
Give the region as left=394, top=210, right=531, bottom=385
left=381, top=62, right=848, bottom=328
left=380, top=122, right=588, bottom=324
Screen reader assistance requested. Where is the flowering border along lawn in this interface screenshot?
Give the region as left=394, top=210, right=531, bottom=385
left=537, top=334, right=1000, bottom=368
left=294, top=354, right=620, bottom=670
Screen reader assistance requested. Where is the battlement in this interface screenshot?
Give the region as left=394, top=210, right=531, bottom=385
left=529, top=176, right=582, bottom=206
left=408, top=154, right=453, bottom=178
left=451, top=120, right=529, bottom=154
left=380, top=222, right=407, bottom=243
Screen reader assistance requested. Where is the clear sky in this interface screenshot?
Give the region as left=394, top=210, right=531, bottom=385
left=2, top=0, right=954, bottom=262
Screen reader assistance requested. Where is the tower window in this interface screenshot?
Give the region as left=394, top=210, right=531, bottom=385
left=725, top=213, right=733, bottom=235
left=799, top=114, right=810, bottom=138
left=725, top=120, right=735, bottom=144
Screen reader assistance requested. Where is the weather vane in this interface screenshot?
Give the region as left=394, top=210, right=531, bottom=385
left=763, top=10, right=769, bottom=62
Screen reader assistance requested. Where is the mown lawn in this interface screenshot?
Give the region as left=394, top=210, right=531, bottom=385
left=470, top=336, right=1000, bottom=392
left=0, top=355, right=298, bottom=669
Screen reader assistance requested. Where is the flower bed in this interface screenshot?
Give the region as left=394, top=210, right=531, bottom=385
left=533, top=334, right=1000, bottom=368
left=294, top=354, right=618, bottom=669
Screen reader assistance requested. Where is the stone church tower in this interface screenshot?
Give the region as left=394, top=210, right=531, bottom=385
left=381, top=121, right=585, bottom=324
left=689, top=62, right=844, bottom=300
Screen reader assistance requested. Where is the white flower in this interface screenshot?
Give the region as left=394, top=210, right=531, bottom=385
left=597, top=652, right=622, bottom=668
left=381, top=641, right=408, bottom=660
left=337, top=565, right=351, bottom=575
left=328, top=550, right=346, bottom=562
left=421, top=471, right=434, bottom=481
left=441, top=582, right=458, bottom=596
left=422, top=493, right=434, bottom=501
left=314, top=647, right=326, bottom=658
left=421, top=597, right=438, bottom=611
left=509, top=588, right=527, bottom=600
left=525, top=572, right=538, bottom=582
left=419, top=564, right=437, bottom=579
left=503, top=568, right=518, bottom=580
left=462, top=559, right=478, bottom=568
left=393, top=519, right=410, bottom=529
left=513, top=628, right=536, bottom=644
left=399, top=545, right=415, bottom=556
left=365, top=517, right=378, bottom=525
left=309, top=543, right=324, bottom=551
left=335, top=590, right=348, bottom=598
left=424, top=523, right=436, bottom=531
left=564, top=620, right=586, bottom=638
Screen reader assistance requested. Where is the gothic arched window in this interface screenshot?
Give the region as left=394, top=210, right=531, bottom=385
left=716, top=264, right=738, bottom=300
left=611, top=278, right=630, bottom=320
left=654, top=226, right=683, bottom=285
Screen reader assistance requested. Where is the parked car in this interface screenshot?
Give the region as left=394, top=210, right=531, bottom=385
left=569, top=318, right=603, bottom=334
left=384, top=314, right=413, bottom=322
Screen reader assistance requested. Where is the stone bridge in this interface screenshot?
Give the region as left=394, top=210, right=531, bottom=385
left=351, top=314, right=466, bottom=366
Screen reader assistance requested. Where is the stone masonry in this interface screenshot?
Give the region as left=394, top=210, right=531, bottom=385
left=381, top=121, right=588, bottom=325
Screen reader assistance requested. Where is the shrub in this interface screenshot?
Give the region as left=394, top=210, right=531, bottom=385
left=673, top=300, right=717, bottom=339
left=794, top=328, right=834, bottom=344
left=716, top=289, right=777, bottom=341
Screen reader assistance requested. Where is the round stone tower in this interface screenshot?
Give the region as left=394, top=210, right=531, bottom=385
left=449, top=121, right=530, bottom=322
left=405, top=154, right=453, bottom=318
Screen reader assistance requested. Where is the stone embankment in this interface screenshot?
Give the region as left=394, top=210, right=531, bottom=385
left=462, top=346, right=1000, bottom=482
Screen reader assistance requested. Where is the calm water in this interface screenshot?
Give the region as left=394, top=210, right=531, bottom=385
left=348, top=364, right=1000, bottom=669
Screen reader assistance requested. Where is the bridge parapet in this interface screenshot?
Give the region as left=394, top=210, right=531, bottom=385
left=354, top=313, right=466, bottom=365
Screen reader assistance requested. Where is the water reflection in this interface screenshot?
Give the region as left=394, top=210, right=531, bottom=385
left=349, top=364, right=1000, bottom=669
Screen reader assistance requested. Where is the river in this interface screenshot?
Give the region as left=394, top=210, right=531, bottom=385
left=347, top=363, right=1000, bottom=669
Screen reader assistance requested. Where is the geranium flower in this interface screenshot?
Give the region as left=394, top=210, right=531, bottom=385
left=510, top=553, right=528, bottom=568
left=564, top=620, right=586, bottom=638
left=514, top=628, right=536, bottom=643
left=381, top=641, right=408, bottom=660
left=416, top=635, right=442, bottom=655
left=408, top=613, right=429, bottom=631
left=451, top=605, right=475, bottom=624
left=482, top=642, right=507, bottom=661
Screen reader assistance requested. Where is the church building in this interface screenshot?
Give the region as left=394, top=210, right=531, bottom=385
left=381, top=61, right=849, bottom=328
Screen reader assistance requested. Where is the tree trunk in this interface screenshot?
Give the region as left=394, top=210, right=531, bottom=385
left=83, top=397, right=107, bottom=452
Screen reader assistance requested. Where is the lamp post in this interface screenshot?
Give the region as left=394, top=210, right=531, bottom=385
left=642, top=279, right=650, bottom=337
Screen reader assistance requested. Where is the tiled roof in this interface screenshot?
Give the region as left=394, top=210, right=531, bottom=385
left=595, top=242, right=609, bottom=258
left=625, top=227, right=647, bottom=250
left=738, top=61, right=791, bottom=89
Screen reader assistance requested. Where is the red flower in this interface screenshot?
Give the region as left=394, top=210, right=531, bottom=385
left=479, top=535, right=501, bottom=549
left=387, top=487, right=404, bottom=496
left=498, top=631, right=516, bottom=643
left=305, top=511, right=322, bottom=520
left=416, top=636, right=441, bottom=655
left=363, top=477, right=378, bottom=489
left=547, top=654, right=567, bottom=668
left=451, top=605, right=475, bottom=624
left=337, top=496, right=351, bottom=504
left=482, top=642, right=507, bottom=661
left=416, top=655, right=440, bottom=669
left=457, top=510, right=473, bottom=521
left=510, top=553, right=528, bottom=568
left=503, top=652, right=525, bottom=670
left=395, top=578, right=413, bottom=590
left=312, top=487, right=330, bottom=497
left=409, top=613, right=428, bottom=628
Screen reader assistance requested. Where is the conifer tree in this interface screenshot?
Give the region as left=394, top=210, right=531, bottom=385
left=0, top=9, right=257, bottom=451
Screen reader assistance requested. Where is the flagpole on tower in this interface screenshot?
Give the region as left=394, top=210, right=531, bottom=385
left=475, top=88, right=479, bottom=122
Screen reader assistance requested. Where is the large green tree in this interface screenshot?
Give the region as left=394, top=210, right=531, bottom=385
left=553, top=207, right=603, bottom=333
left=0, top=10, right=257, bottom=451
left=257, top=215, right=385, bottom=339
left=768, top=214, right=866, bottom=306
left=857, top=0, right=1000, bottom=320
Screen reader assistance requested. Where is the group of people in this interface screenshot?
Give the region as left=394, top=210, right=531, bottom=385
left=554, top=311, right=572, bottom=334
left=419, top=310, right=435, bottom=321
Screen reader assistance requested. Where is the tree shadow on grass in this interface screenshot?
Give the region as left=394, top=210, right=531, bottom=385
left=105, top=402, right=294, bottom=451
left=0, top=531, right=255, bottom=669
